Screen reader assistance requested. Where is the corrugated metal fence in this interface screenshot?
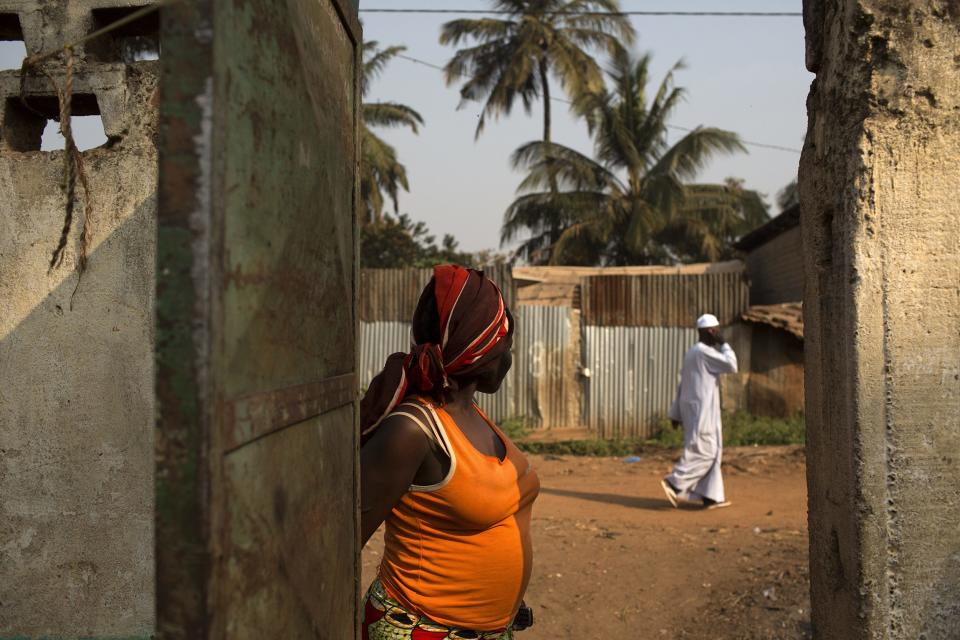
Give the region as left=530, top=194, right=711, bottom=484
left=360, top=266, right=750, bottom=438
left=583, top=326, right=696, bottom=438
left=512, top=306, right=579, bottom=429
left=359, top=306, right=577, bottom=427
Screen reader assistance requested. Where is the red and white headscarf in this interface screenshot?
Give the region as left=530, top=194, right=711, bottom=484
left=360, top=265, right=512, bottom=442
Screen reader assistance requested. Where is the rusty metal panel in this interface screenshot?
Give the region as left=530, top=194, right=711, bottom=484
left=511, top=306, right=580, bottom=430
left=360, top=265, right=516, bottom=322
left=211, top=0, right=359, bottom=635
left=581, top=270, right=749, bottom=327
left=583, top=326, right=697, bottom=438
left=223, top=374, right=356, bottom=453
left=220, top=406, right=356, bottom=638
left=156, top=0, right=361, bottom=636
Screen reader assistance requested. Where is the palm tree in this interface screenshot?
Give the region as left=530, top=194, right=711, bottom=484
left=440, top=0, right=635, bottom=144
left=656, top=178, right=770, bottom=262
left=776, top=179, right=799, bottom=212
left=361, top=41, right=425, bottom=224
left=502, top=49, right=764, bottom=265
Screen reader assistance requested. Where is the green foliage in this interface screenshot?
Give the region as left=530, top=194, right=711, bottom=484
left=361, top=213, right=508, bottom=268
left=722, top=411, right=806, bottom=446
left=515, top=413, right=805, bottom=457
left=649, top=412, right=806, bottom=448
left=361, top=42, right=425, bottom=224
left=497, top=416, right=531, bottom=441
left=649, top=415, right=685, bottom=448
left=502, top=49, right=769, bottom=265
left=776, top=179, right=799, bottom=212
left=517, top=438, right=645, bottom=457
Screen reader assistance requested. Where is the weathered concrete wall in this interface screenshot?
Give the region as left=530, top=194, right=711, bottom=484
left=801, top=1, right=960, bottom=638
left=0, top=1, right=158, bottom=637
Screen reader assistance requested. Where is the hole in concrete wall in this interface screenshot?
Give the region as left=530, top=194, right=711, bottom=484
left=0, top=12, right=26, bottom=71
left=89, top=6, right=160, bottom=62
left=3, top=94, right=108, bottom=152
left=0, top=12, right=23, bottom=40
left=41, top=115, right=108, bottom=151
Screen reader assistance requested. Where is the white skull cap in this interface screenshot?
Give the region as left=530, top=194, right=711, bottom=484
left=696, top=313, right=720, bottom=329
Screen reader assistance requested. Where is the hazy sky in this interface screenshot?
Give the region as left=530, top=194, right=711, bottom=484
left=361, top=0, right=812, bottom=252
left=0, top=1, right=812, bottom=254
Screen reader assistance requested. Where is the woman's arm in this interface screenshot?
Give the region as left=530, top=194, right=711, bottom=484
left=360, top=414, right=430, bottom=546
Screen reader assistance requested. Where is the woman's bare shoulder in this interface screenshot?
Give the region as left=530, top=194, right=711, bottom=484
left=365, top=411, right=431, bottom=459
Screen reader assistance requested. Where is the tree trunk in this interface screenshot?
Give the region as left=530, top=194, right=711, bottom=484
left=539, top=57, right=560, bottom=265
left=540, top=58, right=552, bottom=144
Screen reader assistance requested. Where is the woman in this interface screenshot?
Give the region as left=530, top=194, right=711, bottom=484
left=360, top=265, right=540, bottom=640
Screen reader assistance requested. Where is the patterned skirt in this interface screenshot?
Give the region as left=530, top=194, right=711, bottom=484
left=362, top=578, right=515, bottom=640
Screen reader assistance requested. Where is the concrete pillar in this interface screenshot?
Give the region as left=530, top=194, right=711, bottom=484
left=0, top=1, right=158, bottom=637
left=801, top=1, right=960, bottom=638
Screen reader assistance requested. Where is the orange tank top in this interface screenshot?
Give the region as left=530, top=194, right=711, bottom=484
left=378, top=399, right=540, bottom=631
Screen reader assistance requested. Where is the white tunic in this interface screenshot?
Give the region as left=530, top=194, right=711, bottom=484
left=666, top=341, right=738, bottom=503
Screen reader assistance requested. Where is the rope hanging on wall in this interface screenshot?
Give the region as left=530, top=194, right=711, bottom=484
left=16, top=0, right=176, bottom=306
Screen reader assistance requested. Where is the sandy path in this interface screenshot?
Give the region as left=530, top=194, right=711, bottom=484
left=362, top=446, right=811, bottom=639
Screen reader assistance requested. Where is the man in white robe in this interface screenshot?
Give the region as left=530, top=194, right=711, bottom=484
left=660, top=313, right=738, bottom=509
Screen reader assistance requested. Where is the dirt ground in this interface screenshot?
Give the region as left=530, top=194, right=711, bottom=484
left=362, top=445, right=811, bottom=640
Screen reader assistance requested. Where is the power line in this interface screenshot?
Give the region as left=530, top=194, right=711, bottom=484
left=398, top=53, right=445, bottom=71
left=394, top=53, right=802, bottom=154
left=362, top=9, right=802, bottom=17
left=667, top=124, right=801, bottom=153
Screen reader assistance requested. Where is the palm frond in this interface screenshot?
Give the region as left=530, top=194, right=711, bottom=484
left=359, top=41, right=424, bottom=225
left=362, top=42, right=407, bottom=96
left=648, top=127, right=745, bottom=182
left=361, top=128, right=411, bottom=221
left=363, top=102, right=424, bottom=133
left=511, top=140, right=618, bottom=193
left=439, top=18, right=515, bottom=47
left=558, top=0, right=636, bottom=45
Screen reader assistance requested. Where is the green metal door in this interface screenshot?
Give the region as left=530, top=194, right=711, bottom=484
left=156, top=1, right=361, bottom=637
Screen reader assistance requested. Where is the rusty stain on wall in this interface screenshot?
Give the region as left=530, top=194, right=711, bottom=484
left=156, top=0, right=362, bottom=637
left=581, top=270, right=750, bottom=328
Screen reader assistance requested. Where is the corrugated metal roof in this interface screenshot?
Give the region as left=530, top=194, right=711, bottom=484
left=583, top=326, right=697, bottom=439
left=581, top=271, right=749, bottom=327
left=741, top=302, right=804, bottom=339
left=360, top=264, right=515, bottom=322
